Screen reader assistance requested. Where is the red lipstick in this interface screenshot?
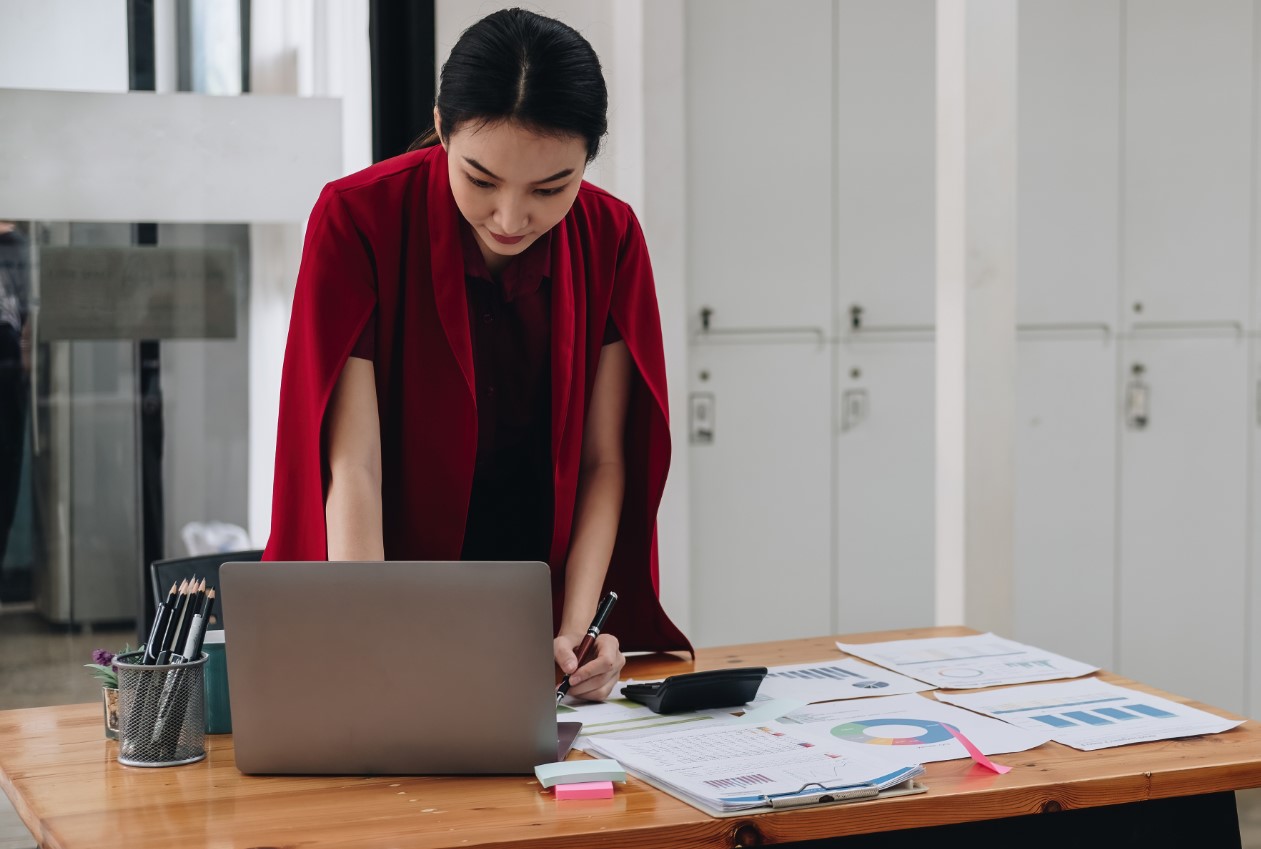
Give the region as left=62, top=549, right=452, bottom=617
left=490, top=231, right=526, bottom=246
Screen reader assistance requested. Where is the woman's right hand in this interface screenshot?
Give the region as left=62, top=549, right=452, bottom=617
left=554, top=632, right=625, bottom=702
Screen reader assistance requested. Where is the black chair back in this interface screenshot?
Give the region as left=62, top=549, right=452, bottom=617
left=148, top=549, right=263, bottom=634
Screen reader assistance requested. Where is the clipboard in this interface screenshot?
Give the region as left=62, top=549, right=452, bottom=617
left=622, top=766, right=928, bottom=818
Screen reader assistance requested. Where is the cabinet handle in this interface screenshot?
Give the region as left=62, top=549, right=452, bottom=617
left=1016, top=322, right=1112, bottom=340
left=843, top=324, right=935, bottom=338
left=694, top=307, right=827, bottom=346
left=1126, top=365, right=1150, bottom=430
left=1131, top=320, right=1244, bottom=338
left=845, top=303, right=934, bottom=337
left=840, top=388, right=868, bottom=432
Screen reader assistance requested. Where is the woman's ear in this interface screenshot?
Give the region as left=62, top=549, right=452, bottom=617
left=433, top=107, right=446, bottom=151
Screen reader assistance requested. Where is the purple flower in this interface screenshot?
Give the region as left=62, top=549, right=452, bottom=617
left=91, top=649, right=115, bottom=667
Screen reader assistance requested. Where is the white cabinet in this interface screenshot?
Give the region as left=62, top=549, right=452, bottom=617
left=1013, top=0, right=1121, bottom=670
left=1117, top=337, right=1249, bottom=713
left=1123, top=0, right=1254, bottom=327
left=834, top=338, right=935, bottom=632
left=1014, top=0, right=1257, bottom=716
left=684, top=0, right=833, bottom=331
left=1113, top=0, right=1254, bottom=716
left=684, top=0, right=834, bottom=645
left=830, top=0, right=937, bottom=636
left=683, top=3, right=1260, bottom=713
left=687, top=342, right=834, bottom=647
left=1013, top=335, right=1118, bottom=669
left=835, top=0, right=936, bottom=329
left=1016, top=0, right=1120, bottom=328
left=684, top=0, right=937, bottom=644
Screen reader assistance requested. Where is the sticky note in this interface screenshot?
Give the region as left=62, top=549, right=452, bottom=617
left=534, top=758, right=626, bottom=788
left=943, top=724, right=1012, bottom=775
left=555, top=781, right=614, bottom=800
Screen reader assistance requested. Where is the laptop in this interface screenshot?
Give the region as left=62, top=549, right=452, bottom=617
left=219, top=560, right=580, bottom=775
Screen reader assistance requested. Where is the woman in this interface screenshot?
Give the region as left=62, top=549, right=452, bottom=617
left=264, top=9, right=691, bottom=701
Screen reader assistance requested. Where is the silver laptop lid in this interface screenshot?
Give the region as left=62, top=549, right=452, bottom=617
left=220, top=560, right=558, bottom=775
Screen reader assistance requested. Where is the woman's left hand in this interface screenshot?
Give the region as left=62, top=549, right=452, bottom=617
left=554, top=632, right=625, bottom=702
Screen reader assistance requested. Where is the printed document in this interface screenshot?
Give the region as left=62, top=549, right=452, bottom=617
left=772, top=693, right=1051, bottom=763
left=585, top=720, right=923, bottom=814
left=560, top=686, right=731, bottom=742
left=562, top=658, right=928, bottom=744
left=935, top=679, right=1244, bottom=751
left=837, top=633, right=1098, bottom=689
left=758, top=659, right=932, bottom=702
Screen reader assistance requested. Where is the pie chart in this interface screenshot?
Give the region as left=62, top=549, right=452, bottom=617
left=937, top=667, right=985, bottom=679
left=853, top=680, right=889, bottom=689
left=830, top=719, right=953, bottom=746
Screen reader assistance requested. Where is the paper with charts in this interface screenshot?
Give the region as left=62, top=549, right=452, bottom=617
left=770, top=693, right=1051, bottom=763
left=757, top=659, right=932, bottom=702
left=935, top=679, right=1244, bottom=751
left=561, top=659, right=930, bottom=745
left=559, top=685, right=731, bottom=742
left=836, top=633, right=1098, bottom=689
left=584, top=718, right=924, bottom=814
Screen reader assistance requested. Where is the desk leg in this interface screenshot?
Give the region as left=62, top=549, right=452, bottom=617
left=787, top=791, right=1242, bottom=848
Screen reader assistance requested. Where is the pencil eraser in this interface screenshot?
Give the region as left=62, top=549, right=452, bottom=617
left=554, top=781, right=615, bottom=800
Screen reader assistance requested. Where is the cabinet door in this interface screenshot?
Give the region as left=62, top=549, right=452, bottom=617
left=1017, top=0, right=1120, bottom=327
left=688, top=342, right=833, bottom=646
left=1123, top=0, right=1253, bottom=326
left=1013, top=335, right=1118, bottom=668
left=1118, top=337, right=1249, bottom=713
left=685, top=0, right=833, bottom=330
left=834, top=339, right=934, bottom=632
left=835, top=0, right=935, bottom=329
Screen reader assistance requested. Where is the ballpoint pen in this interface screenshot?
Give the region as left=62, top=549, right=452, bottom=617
left=142, top=582, right=178, bottom=665
left=556, top=591, right=618, bottom=702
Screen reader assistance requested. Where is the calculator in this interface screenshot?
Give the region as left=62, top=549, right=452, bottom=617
left=622, top=667, right=767, bottom=714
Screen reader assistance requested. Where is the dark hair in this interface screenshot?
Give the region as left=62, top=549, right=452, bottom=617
left=411, top=8, right=608, bottom=162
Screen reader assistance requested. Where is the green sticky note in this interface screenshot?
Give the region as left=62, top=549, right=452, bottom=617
left=534, top=758, right=627, bottom=789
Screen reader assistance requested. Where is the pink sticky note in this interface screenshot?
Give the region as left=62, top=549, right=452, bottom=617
left=944, top=724, right=1012, bottom=775
left=554, top=781, right=615, bottom=800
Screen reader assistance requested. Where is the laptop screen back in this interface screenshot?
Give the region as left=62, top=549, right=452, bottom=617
left=220, top=560, right=558, bottom=775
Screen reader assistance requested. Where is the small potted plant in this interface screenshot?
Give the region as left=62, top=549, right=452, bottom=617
left=85, top=647, right=127, bottom=740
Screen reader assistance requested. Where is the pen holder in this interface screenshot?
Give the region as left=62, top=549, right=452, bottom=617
left=114, top=651, right=208, bottom=767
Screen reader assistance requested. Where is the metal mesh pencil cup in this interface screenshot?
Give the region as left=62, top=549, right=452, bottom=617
left=114, top=650, right=208, bottom=767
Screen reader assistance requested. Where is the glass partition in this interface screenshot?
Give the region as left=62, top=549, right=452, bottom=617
left=0, top=219, right=250, bottom=633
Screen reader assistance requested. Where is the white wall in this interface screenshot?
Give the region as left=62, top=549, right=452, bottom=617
left=0, top=0, right=128, bottom=93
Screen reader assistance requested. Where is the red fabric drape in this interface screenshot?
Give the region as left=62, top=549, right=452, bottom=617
left=264, top=145, right=692, bottom=655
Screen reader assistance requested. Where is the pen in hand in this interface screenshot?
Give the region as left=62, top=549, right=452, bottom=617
left=556, top=591, right=618, bottom=703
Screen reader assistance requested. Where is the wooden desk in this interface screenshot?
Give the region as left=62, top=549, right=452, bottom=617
left=2, top=626, right=1259, bottom=849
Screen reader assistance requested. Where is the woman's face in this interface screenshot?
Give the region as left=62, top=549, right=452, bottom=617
left=442, top=117, right=587, bottom=273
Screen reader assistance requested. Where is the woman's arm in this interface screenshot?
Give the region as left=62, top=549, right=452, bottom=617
left=324, top=357, right=385, bottom=560
left=555, top=340, right=632, bottom=700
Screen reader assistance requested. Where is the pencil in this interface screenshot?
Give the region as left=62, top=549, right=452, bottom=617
left=156, top=580, right=194, bottom=665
